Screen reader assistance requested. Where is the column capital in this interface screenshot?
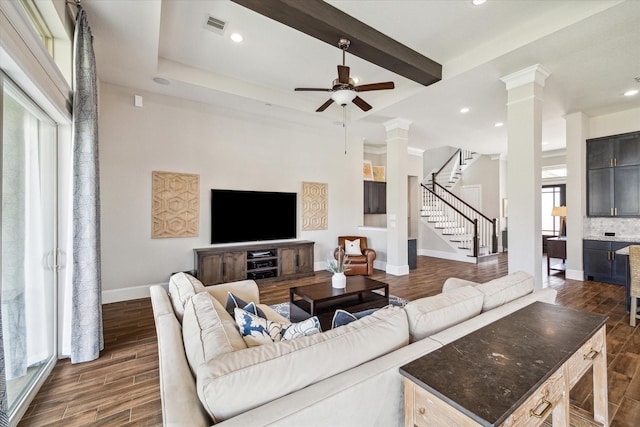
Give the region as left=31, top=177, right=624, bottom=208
left=383, top=118, right=412, bottom=132
left=500, top=64, right=551, bottom=90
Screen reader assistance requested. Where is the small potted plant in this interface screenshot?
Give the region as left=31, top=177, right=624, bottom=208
left=327, top=247, right=351, bottom=288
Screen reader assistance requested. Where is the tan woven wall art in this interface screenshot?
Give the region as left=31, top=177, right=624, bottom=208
left=302, top=182, right=328, bottom=231
left=152, top=171, right=199, bottom=238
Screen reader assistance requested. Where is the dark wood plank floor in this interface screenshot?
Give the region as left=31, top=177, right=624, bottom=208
left=18, top=254, right=640, bottom=426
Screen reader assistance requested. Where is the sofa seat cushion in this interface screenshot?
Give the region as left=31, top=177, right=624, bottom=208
left=476, top=271, right=533, bottom=312
left=168, top=272, right=205, bottom=322
left=404, top=286, right=484, bottom=342
left=196, top=306, right=409, bottom=423
left=182, top=292, right=247, bottom=375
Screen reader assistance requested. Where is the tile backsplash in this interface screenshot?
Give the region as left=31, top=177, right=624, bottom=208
left=584, top=217, right=640, bottom=237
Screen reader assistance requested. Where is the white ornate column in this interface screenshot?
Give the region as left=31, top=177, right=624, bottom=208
left=565, top=112, right=589, bottom=280
left=383, top=118, right=411, bottom=275
left=500, top=65, right=550, bottom=290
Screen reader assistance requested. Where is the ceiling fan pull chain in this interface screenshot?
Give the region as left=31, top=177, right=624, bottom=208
left=343, top=106, right=347, bottom=155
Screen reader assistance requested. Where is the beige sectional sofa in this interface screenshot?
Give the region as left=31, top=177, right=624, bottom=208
left=150, top=271, right=557, bottom=426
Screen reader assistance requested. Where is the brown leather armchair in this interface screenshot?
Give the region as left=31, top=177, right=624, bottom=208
left=334, top=236, right=376, bottom=276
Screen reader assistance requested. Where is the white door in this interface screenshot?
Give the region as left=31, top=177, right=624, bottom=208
left=461, top=185, right=482, bottom=211
left=2, top=74, right=58, bottom=421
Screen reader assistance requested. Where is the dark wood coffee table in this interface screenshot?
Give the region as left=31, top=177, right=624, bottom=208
left=289, top=276, right=389, bottom=330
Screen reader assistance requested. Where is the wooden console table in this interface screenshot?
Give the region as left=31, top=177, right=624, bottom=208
left=547, top=236, right=567, bottom=275
left=400, top=302, right=608, bottom=427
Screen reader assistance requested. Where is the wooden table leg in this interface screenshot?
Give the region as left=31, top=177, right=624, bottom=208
left=593, top=326, right=609, bottom=426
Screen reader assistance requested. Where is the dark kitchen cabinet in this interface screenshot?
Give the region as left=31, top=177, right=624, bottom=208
left=583, top=239, right=632, bottom=285
left=587, top=131, right=640, bottom=217
left=364, top=181, right=386, bottom=214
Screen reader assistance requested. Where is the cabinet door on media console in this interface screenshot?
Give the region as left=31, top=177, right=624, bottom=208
left=223, top=251, right=246, bottom=283
left=280, top=244, right=314, bottom=276
left=196, top=250, right=245, bottom=285
left=197, top=252, right=223, bottom=286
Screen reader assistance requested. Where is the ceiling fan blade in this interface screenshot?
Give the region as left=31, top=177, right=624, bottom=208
left=316, top=99, right=335, bottom=112
left=295, top=87, right=333, bottom=92
left=352, top=96, right=372, bottom=112
left=338, top=65, right=350, bottom=84
left=355, top=82, right=395, bottom=92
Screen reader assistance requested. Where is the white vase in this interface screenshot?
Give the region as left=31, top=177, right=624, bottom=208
left=332, top=272, right=346, bottom=289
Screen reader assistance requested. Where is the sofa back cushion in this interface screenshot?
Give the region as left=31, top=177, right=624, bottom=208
left=168, top=272, right=205, bottom=322
left=182, top=292, right=247, bottom=375
left=404, top=286, right=484, bottom=342
left=476, top=271, right=533, bottom=312
left=203, top=279, right=260, bottom=307
left=196, top=306, right=409, bottom=423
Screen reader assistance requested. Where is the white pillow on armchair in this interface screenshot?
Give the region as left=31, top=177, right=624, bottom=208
left=344, top=239, right=362, bottom=255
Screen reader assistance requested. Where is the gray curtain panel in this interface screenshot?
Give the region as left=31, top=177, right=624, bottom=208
left=71, top=8, right=103, bottom=363
left=0, top=306, right=8, bottom=426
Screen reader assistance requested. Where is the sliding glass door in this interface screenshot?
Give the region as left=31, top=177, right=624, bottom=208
left=1, top=74, right=58, bottom=420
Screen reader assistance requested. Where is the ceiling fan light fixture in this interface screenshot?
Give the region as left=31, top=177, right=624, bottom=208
left=331, top=89, right=356, bottom=106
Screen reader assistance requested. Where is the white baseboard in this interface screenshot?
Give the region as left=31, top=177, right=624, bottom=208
left=565, top=269, right=584, bottom=281
left=418, top=249, right=476, bottom=264
left=102, top=282, right=167, bottom=304
left=386, top=264, right=409, bottom=276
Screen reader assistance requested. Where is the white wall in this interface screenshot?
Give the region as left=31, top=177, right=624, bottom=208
left=459, top=156, right=500, bottom=222
left=589, top=107, right=640, bottom=138
left=99, top=83, right=366, bottom=297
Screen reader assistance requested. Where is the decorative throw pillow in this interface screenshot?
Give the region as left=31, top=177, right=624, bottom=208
left=234, top=308, right=284, bottom=347
left=331, top=307, right=379, bottom=329
left=226, top=292, right=266, bottom=319
left=344, top=239, right=362, bottom=255
left=282, top=316, right=321, bottom=341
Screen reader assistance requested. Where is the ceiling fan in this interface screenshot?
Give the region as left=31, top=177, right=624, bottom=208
left=294, top=38, right=395, bottom=112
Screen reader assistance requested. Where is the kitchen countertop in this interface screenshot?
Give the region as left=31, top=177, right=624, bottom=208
left=584, top=235, right=640, bottom=242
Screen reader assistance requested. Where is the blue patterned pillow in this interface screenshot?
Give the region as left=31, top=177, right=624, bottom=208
left=234, top=308, right=283, bottom=347
left=331, top=308, right=379, bottom=329
left=282, top=316, right=321, bottom=341
left=226, top=292, right=266, bottom=318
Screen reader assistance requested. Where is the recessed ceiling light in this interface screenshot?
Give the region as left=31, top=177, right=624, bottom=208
left=624, top=89, right=639, bottom=97
left=472, top=0, right=487, bottom=5
left=494, top=122, right=504, bottom=127
left=153, top=77, right=170, bottom=85
left=460, top=107, right=470, bottom=113
left=230, top=33, right=243, bottom=43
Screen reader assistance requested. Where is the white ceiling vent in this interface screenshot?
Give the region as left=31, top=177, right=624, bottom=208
left=204, top=15, right=227, bottom=35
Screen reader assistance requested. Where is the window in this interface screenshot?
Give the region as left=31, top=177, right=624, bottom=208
left=18, top=0, right=54, bottom=56
left=542, top=185, right=566, bottom=236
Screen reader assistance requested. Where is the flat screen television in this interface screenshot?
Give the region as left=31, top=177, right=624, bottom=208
left=211, top=189, right=297, bottom=244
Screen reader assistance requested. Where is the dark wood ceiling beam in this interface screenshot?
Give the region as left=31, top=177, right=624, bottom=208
left=231, top=0, right=442, bottom=86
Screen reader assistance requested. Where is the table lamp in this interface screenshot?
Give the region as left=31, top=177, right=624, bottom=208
left=551, top=206, right=567, bottom=236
